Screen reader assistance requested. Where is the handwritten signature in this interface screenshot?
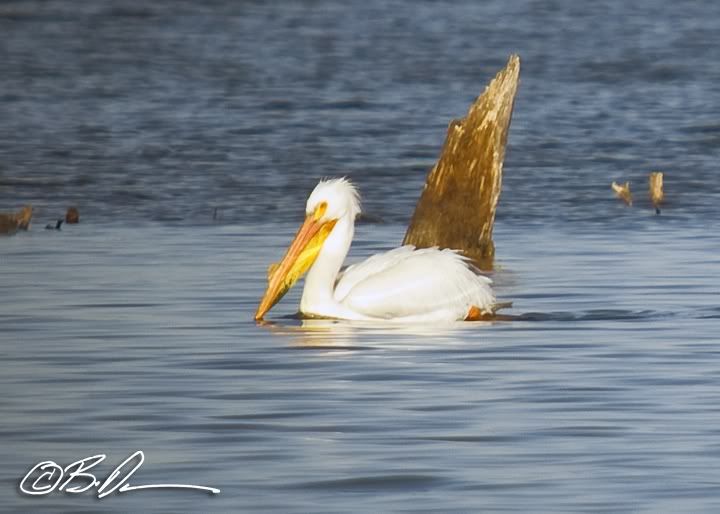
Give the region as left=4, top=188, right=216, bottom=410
left=19, top=451, right=220, bottom=498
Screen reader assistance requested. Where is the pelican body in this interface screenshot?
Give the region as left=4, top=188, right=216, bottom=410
left=255, top=179, right=495, bottom=322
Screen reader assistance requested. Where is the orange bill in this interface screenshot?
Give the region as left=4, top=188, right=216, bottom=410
left=255, top=211, right=336, bottom=320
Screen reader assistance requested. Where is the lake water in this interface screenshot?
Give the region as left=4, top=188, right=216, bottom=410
left=2, top=0, right=720, bottom=512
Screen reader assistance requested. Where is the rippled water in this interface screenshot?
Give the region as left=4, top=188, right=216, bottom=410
left=2, top=0, right=720, bottom=512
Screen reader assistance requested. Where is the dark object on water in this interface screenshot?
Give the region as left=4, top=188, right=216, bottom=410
left=649, top=172, right=664, bottom=215
left=403, top=55, right=520, bottom=271
left=65, top=206, right=80, bottom=224
left=46, top=219, right=64, bottom=230
left=0, top=205, right=33, bottom=235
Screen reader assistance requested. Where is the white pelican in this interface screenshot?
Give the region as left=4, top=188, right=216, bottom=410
left=255, top=178, right=496, bottom=322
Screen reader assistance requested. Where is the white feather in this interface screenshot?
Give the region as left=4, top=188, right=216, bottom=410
left=336, top=246, right=494, bottom=322
left=334, top=246, right=418, bottom=301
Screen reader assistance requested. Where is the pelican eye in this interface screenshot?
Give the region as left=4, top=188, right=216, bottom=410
left=313, top=201, right=328, bottom=221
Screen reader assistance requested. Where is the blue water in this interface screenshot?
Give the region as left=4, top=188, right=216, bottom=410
left=2, top=1, right=720, bottom=512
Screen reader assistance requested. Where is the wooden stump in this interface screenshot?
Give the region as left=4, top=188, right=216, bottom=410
left=65, top=206, right=80, bottom=224
left=403, top=55, right=520, bottom=270
left=0, top=205, right=32, bottom=234
left=649, top=172, right=664, bottom=214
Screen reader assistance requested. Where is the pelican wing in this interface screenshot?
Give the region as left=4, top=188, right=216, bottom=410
left=335, top=247, right=494, bottom=321
left=334, top=246, right=418, bottom=301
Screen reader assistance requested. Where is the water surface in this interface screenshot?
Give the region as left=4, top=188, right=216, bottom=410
left=2, top=0, right=720, bottom=512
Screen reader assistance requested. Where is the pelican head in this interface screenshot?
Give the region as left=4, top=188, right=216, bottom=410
left=255, top=178, right=360, bottom=320
left=305, top=178, right=361, bottom=222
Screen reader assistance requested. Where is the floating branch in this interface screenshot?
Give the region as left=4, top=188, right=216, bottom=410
left=611, top=181, right=633, bottom=206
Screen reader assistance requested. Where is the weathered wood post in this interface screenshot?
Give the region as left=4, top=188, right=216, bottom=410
left=0, top=205, right=33, bottom=235
left=649, top=172, right=664, bottom=214
left=403, top=55, right=520, bottom=270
